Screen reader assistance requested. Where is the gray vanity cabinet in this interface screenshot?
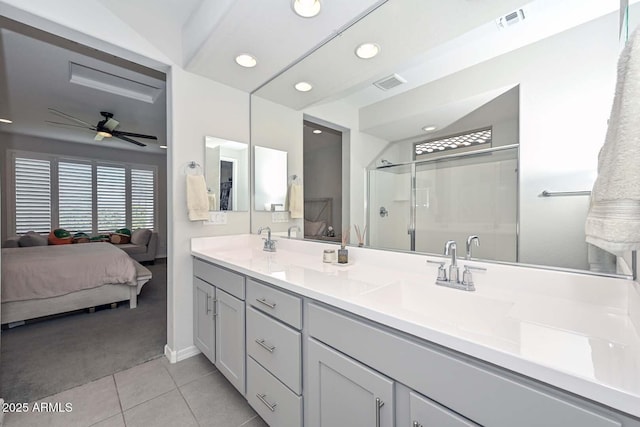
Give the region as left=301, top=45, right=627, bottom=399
left=306, top=338, right=394, bottom=427
left=245, top=278, right=303, bottom=427
left=193, top=277, right=215, bottom=362
left=395, top=384, right=479, bottom=427
left=215, top=288, right=245, bottom=394
left=193, top=259, right=246, bottom=395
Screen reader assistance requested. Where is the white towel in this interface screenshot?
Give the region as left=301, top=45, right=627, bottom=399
left=288, top=184, right=303, bottom=219
left=585, top=28, right=640, bottom=255
left=187, top=175, right=210, bottom=221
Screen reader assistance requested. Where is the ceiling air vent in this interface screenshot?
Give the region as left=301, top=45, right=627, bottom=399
left=373, top=73, right=406, bottom=91
left=496, top=8, right=525, bottom=29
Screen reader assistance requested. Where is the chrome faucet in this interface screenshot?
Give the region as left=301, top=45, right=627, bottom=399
left=270, top=203, right=283, bottom=212
left=426, top=240, right=485, bottom=292
left=287, top=225, right=300, bottom=238
left=257, top=226, right=276, bottom=252
left=444, top=240, right=459, bottom=284
left=466, top=235, right=480, bottom=260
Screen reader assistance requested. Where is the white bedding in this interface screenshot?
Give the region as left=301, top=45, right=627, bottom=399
left=2, top=242, right=136, bottom=303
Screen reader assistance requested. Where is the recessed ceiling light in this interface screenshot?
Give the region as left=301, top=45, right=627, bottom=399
left=293, top=0, right=321, bottom=18
left=0, top=118, right=12, bottom=124
left=313, top=129, right=322, bottom=134
left=159, top=145, right=167, bottom=149
left=295, top=81, right=313, bottom=92
left=355, top=43, right=380, bottom=59
left=422, top=125, right=437, bottom=132
left=235, top=54, right=257, bottom=68
left=97, top=131, right=112, bottom=138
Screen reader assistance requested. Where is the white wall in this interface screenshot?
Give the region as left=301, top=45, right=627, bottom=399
left=0, top=132, right=169, bottom=255
left=0, top=0, right=252, bottom=360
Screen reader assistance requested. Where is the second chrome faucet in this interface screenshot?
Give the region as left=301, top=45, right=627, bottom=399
left=427, top=236, right=486, bottom=292
left=257, top=226, right=277, bottom=252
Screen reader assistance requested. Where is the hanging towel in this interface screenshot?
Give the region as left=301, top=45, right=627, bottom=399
left=288, top=183, right=304, bottom=219
left=186, top=175, right=210, bottom=221
left=585, top=27, right=640, bottom=255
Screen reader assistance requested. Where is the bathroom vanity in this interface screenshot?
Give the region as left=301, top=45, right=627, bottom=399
left=191, top=235, right=640, bottom=427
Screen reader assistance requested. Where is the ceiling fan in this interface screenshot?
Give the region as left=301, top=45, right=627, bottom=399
left=46, top=108, right=158, bottom=147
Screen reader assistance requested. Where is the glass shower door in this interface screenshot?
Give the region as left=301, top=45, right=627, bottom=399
left=368, top=164, right=412, bottom=251
left=414, top=148, right=518, bottom=262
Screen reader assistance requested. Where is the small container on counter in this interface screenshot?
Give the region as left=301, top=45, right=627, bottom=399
left=323, top=249, right=336, bottom=263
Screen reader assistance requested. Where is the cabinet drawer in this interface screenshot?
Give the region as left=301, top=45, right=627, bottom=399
left=193, top=258, right=245, bottom=300
left=247, top=307, right=301, bottom=394
left=247, top=278, right=302, bottom=329
left=308, top=303, right=622, bottom=427
left=410, top=390, right=478, bottom=427
left=247, top=356, right=302, bottom=427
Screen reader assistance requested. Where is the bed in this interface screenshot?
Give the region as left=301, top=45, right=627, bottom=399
left=1, top=242, right=152, bottom=324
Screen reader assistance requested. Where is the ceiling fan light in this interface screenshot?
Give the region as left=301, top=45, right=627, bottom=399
left=235, top=54, right=257, bottom=68
left=355, top=43, right=380, bottom=59
left=97, top=130, right=112, bottom=138
left=0, top=118, right=12, bottom=124
left=293, top=0, right=321, bottom=18
left=159, top=145, right=167, bottom=149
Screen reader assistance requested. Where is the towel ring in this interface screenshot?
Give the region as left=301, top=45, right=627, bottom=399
left=185, top=161, right=202, bottom=175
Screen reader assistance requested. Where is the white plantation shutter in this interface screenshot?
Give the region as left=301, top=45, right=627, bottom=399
left=58, top=162, right=92, bottom=233
left=131, top=168, right=155, bottom=230
left=15, top=157, right=51, bottom=234
left=97, top=165, right=126, bottom=232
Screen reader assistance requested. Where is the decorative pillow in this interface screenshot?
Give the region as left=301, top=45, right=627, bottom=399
left=73, top=232, right=90, bottom=244
left=111, top=228, right=131, bottom=244
left=48, top=229, right=73, bottom=245
left=3, top=237, right=20, bottom=248
left=19, top=231, right=48, bottom=247
left=304, top=220, right=327, bottom=237
left=130, top=228, right=152, bottom=246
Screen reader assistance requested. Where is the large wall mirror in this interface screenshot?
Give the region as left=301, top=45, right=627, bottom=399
left=205, top=136, right=249, bottom=211
left=250, top=0, right=636, bottom=276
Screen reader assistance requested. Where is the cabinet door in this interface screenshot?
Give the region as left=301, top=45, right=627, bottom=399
left=216, top=288, right=246, bottom=395
left=307, top=338, right=393, bottom=427
left=409, top=390, right=479, bottom=427
left=193, top=277, right=215, bottom=363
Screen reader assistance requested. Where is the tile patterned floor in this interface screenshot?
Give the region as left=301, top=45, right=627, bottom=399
left=4, top=354, right=268, bottom=427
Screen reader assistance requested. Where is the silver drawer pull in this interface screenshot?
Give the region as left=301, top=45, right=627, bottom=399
left=212, top=298, right=218, bottom=317
left=256, top=298, right=277, bottom=309
left=256, top=393, right=277, bottom=412
left=375, top=398, right=384, bottom=427
left=206, top=295, right=211, bottom=314
left=413, top=422, right=423, bottom=427
left=255, top=338, right=276, bottom=353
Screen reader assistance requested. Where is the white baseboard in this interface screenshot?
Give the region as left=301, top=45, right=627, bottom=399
left=164, top=344, right=201, bottom=364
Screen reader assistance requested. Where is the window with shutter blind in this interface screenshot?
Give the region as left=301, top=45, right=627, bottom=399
left=97, top=165, right=126, bottom=232
left=11, top=152, right=157, bottom=235
left=59, top=162, right=93, bottom=233
left=131, top=168, right=155, bottom=230
left=15, top=157, right=52, bottom=234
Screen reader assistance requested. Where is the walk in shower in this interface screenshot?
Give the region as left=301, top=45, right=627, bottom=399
left=368, top=144, right=519, bottom=263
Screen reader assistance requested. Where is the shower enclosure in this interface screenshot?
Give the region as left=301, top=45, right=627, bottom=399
left=368, top=145, right=519, bottom=262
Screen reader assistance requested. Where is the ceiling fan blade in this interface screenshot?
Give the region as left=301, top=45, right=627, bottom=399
left=113, top=130, right=158, bottom=140
left=45, top=120, right=95, bottom=130
left=94, top=133, right=104, bottom=141
left=48, top=108, right=93, bottom=127
left=116, top=135, right=147, bottom=147
left=104, top=118, right=119, bottom=131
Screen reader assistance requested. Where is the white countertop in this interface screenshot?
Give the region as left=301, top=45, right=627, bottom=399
left=191, top=234, right=640, bottom=418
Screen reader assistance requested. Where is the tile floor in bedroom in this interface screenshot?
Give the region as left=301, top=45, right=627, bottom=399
left=4, top=354, right=267, bottom=427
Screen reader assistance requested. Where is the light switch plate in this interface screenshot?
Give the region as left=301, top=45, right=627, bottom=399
left=272, top=211, right=289, bottom=223
left=206, top=211, right=228, bottom=225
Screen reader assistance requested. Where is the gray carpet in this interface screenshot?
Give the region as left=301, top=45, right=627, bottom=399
left=0, top=260, right=167, bottom=403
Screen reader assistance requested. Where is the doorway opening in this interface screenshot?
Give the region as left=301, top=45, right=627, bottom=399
left=303, top=120, right=343, bottom=242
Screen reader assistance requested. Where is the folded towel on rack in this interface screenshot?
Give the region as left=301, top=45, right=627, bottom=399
left=187, top=175, right=210, bottom=221
left=586, top=27, right=640, bottom=254
left=288, top=183, right=303, bottom=219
